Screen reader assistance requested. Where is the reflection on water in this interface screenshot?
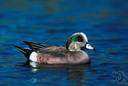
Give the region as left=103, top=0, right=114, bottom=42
left=67, top=66, right=85, bottom=86
left=27, top=62, right=89, bottom=86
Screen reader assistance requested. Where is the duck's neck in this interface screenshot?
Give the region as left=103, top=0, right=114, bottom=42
left=68, top=42, right=81, bottom=51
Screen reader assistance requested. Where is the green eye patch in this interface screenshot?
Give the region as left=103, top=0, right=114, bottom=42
left=71, top=35, right=77, bottom=42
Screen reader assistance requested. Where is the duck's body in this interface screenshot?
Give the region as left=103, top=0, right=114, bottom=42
left=15, top=32, right=94, bottom=65
left=33, top=46, right=89, bottom=64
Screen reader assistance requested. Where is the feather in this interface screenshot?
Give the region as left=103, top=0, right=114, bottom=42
left=23, top=41, right=49, bottom=51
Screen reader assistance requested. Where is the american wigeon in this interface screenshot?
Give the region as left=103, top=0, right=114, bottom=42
left=14, top=32, right=94, bottom=64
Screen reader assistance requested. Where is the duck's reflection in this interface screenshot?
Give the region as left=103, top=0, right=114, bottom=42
left=24, top=61, right=90, bottom=86
left=66, top=65, right=89, bottom=86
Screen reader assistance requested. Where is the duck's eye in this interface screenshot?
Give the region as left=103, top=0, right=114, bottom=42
left=78, top=35, right=83, bottom=42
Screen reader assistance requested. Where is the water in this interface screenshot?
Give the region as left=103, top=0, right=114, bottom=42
left=0, top=0, right=128, bottom=86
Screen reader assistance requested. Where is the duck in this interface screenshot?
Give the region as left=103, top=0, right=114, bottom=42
left=14, top=32, right=95, bottom=64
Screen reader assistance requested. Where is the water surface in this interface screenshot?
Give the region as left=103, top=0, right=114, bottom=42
left=0, top=0, right=128, bottom=86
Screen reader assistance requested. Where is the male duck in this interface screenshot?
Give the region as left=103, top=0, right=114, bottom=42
left=15, top=32, right=95, bottom=64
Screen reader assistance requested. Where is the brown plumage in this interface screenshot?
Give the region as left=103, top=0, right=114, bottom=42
left=14, top=32, right=94, bottom=65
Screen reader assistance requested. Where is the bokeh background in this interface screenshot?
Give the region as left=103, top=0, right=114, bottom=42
left=0, top=0, right=128, bottom=86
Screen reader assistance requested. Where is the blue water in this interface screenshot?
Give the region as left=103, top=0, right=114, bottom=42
left=0, top=0, right=128, bottom=86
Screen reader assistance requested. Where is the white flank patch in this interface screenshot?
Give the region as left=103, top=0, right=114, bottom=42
left=29, top=52, right=38, bottom=62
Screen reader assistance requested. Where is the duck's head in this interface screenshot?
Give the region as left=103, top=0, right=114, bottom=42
left=66, top=32, right=95, bottom=51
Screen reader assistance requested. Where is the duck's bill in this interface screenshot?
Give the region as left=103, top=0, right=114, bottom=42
left=85, top=43, right=95, bottom=50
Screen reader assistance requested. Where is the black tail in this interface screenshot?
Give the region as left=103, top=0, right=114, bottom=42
left=14, top=45, right=32, bottom=60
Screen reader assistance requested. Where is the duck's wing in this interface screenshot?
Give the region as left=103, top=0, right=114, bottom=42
left=39, top=46, right=68, bottom=57
left=23, top=41, right=68, bottom=57
left=23, top=41, right=50, bottom=51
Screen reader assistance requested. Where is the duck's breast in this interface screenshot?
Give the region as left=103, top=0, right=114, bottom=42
left=66, top=51, right=90, bottom=64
